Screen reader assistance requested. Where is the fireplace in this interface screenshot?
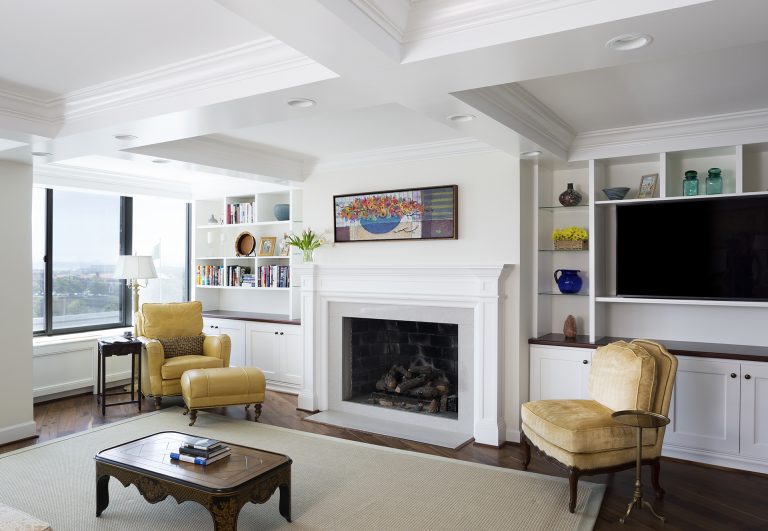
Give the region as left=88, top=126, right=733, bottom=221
left=343, top=317, right=458, bottom=419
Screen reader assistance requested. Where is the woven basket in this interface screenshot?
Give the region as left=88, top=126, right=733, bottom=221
left=554, top=240, right=587, bottom=251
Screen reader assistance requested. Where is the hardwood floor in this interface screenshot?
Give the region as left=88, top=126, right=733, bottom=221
left=2, top=389, right=766, bottom=530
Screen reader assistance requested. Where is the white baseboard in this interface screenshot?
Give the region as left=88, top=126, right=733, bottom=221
left=505, top=428, right=521, bottom=444
left=0, top=420, right=36, bottom=446
left=663, top=445, right=768, bottom=475
left=266, top=381, right=300, bottom=397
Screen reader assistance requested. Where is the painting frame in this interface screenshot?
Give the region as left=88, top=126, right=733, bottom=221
left=637, top=173, right=659, bottom=199
left=333, top=185, right=458, bottom=243
left=257, top=236, right=277, bottom=256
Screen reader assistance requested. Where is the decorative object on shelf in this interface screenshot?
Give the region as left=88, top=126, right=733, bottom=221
left=234, top=231, right=256, bottom=256
left=552, top=226, right=588, bottom=250
left=257, top=236, right=277, bottom=256
left=208, top=214, right=219, bottom=225
left=554, top=269, right=583, bottom=294
left=602, top=187, right=630, bottom=200
left=334, top=185, right=457, bottom=242
left=637, top=173, right=659, bottom=199
left=683, top=170, right=699, bottom=196
left=563, top=315, right=577, bottom=339
left=114, top=255, right=158, bottom=336
left=558, top=183, right=582, bottom=207
left=278, top=233, right=290, bottom=256
left=273, top=203, right=290, bottom=221
left=706, top=167, right=723, bottom=195
left=285, top=228, right=328, bottom=263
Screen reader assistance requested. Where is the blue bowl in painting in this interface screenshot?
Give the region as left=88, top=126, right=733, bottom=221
left=273, top=203, right=290, bottom=221
left=602, top=187, right=630, bottom=200
left=360, top=216, right=401, bottom=234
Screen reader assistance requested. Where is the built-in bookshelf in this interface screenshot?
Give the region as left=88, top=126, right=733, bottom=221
left=192, top=189, right=303, bottom=319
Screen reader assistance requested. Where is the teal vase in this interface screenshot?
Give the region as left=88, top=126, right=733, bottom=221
left=683, top=170, right=698, bottom=196
left=706, top=168, right=723, bottom=195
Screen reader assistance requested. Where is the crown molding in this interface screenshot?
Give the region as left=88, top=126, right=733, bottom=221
left=0, top=88, right=61, bottom=135
left=348, top=0, right=411, bottom=42
left=570, top=107, right=768, bottom=161
left=34, top=164, right=193, bottom=199
left=453, top=83, right=574, bottom=160
left=312, top=137, right=496, bottom=172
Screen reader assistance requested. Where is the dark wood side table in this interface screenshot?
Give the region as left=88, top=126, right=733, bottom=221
left=612, top=409, right=671, bottom=524
left=97, top=337, right=143, bottom=415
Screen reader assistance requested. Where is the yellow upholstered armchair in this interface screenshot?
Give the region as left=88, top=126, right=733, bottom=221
left=138, top=301, right=231, bottom=410
left=521, top=339, right=677, bottom=513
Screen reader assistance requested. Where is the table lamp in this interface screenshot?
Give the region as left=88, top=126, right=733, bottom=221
left=115, top=255, right=158, bottom=336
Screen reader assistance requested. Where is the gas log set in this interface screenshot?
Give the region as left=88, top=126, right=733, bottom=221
left=372, top=361, right=457, bottom=414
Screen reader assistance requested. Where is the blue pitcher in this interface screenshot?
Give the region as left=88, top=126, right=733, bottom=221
left=554, top=269, right=583, bottom=294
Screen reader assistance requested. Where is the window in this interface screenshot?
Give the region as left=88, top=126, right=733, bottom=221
left=33, top=188, right=190, bottom=335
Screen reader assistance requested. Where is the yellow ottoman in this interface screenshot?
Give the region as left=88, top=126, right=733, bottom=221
left=180, top=367, right=266, bottom=426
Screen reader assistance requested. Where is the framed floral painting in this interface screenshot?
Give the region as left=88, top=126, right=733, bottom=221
left=333, top=185, right=458, bottom=242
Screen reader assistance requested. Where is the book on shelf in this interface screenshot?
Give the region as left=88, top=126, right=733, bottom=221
left=170, top=449, right=231, bottom=466
left=226, top=201, right=257, bottom=225
left=256, top=265, right=290, bottom=288
left=178, top=444, right=230, bottom=458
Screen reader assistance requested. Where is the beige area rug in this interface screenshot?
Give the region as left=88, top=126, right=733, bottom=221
left=0, top=409, right=604, bottom=530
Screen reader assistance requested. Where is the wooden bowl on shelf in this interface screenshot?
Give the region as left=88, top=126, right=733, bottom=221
left=235, top=231, right=256, bottom=256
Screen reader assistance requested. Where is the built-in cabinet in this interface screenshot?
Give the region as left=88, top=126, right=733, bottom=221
left=204, top=318, right=246, bottom=368
left=246, top=322, right=302, bottom=389
left=529, top=344, right=768, bottom=473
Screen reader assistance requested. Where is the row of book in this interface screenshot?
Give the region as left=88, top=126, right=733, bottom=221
left=170, top=438, right=230, bottom=466
left=226, top=201, right=257, bottom=225
left=196, top=265, right=291, bottom=288
left=245, top=265, right=290, bottom=288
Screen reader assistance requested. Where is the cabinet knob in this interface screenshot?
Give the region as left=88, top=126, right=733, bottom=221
left=274, top=331, right=278, bottom=335
left=582, top=360, right=588, bottom=365
left=280, top=332, right=284, bottom=335
left=730, top=373, right=737, bottom=378
left=745, top=374, right=752, bottom=380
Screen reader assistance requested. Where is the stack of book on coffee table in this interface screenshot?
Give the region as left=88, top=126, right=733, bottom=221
left=170, top=438, right=231, bottom=466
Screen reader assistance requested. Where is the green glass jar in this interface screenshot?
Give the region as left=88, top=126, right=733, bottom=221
left=683, top=170, right=699, bottom=196
left=706, top=167, right=723, bottom=195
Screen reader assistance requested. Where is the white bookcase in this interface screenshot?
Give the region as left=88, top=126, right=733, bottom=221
left=192, top=189, right=303, bottom=319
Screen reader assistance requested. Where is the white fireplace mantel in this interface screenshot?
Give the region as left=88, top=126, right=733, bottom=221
left=295, top=264, right=510, bottom=446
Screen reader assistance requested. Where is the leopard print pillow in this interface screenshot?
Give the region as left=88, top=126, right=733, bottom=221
left=158, top=336, right=204, bottom=358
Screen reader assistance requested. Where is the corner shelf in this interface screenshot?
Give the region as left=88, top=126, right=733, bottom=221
left=539, top=291, right=589, bottom=297
left=196, top=220, right=291, bottom=230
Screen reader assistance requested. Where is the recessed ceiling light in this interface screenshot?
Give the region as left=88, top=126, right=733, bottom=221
left=605, top=33, right=653, bottom=51
left=113, top=134, right=138, bottom=141
left=31, top=151, right=52, bottom=157
left=448, top=114, right=475, bottom=122
left=521, top=150, right=543, bottom=157
left=151, top=159, right=170, bottom=164
left=287, top=98, right=316, bottom=108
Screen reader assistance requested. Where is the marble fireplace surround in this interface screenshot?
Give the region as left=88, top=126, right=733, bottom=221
left=297, top=265, right=508, bottom=447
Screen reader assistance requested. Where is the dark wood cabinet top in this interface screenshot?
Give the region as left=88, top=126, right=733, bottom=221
left=95, top=431, right=291, bottom=492
left=203, top=310, right=300, bottom=326
left=529, top=334, right=768, bottom=363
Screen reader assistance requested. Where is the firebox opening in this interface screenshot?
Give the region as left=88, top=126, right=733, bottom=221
left=343, top=317, right=459, bottom=419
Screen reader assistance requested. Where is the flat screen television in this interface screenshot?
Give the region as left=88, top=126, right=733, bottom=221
left=616, top=195, right=768, bottom=301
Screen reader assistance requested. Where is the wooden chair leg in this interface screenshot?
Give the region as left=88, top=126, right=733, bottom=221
left=253, top=403, right=262, bottom=422
left=188, top=409, right=198, bottom=426
left=651, top=459, right=665, bottom=500
left=521, top=433, right=531, bottom=471
left=154, top=397, right=162, bottom=410
left=568, top=469, right=579, bottom=513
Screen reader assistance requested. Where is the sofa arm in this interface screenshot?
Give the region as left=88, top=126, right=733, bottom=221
left=139, top=337, right=165, bottom=396
left=203, top=334, right=231, bottom=367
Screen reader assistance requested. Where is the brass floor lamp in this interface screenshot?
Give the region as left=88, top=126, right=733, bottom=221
left=115, top=255, right=158, bottom=337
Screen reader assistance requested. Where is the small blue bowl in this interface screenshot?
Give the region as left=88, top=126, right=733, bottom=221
left=602, top=187, right=630, bottom=200
left=273, top=203, right=290, bottom=221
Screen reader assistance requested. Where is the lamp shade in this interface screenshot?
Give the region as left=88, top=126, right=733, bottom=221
left=115, top=255, right=158, bottom=280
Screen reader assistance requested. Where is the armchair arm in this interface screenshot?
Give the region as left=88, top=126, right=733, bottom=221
left=203, top=334, right=231, bottom=367
left=139, top=337, right=165, bottom=396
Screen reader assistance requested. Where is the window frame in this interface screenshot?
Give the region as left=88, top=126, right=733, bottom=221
left=33, top=189, right=190, bottom=337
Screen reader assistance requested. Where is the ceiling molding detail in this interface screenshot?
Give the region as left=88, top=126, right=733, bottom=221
left=128, top=136, right=308, bottom=182
left=0, top=88, right=61, bottom=134
left=570, top=107, right=768, bottom=161
left=58, top=37, right=330, bottom=122
left=313, top=137, right=496, bottom=172
left=348, top=0, right=411, bottom=42
left=403, top=0, right=593, bottom=42
left=453, top=84, right=574, bottom=160
left=34, top=164, right=192, bottom=199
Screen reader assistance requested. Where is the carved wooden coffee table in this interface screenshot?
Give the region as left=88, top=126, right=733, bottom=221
left=95, top=431, right=291, bottom=530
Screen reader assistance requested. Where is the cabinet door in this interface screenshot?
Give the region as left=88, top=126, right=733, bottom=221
left=529, top=345, right=592, bottom=401
left=277, top=325, right=302, bottom=386
left=740, top=362, right=768, bottom=460
left=204, top=319, right=246, bottom=367
left=245, top=323, right=280, bottom=381
left=665, top=357, right=740, bottom=454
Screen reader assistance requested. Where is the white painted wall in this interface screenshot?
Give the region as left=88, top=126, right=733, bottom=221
left=303, top=150, right=526, bottom=441
left=0, top=161, right=35, bottom=445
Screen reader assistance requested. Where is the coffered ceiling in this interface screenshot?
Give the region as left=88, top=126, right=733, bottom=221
left=1, top=0, right=767, bottom=193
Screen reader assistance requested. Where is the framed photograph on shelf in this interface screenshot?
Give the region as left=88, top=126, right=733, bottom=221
left=333, top=185, right=458, bottom=242
left=257, top=237, right=277, bottom=256
left=637, top=173, right=659, bottom=199
left=278, top=234, right=290, bottom=256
